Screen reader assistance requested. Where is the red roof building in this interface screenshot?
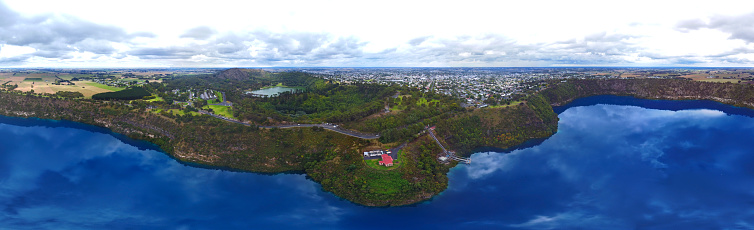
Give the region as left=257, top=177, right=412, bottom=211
left=378, top=154, right=394, bottom=167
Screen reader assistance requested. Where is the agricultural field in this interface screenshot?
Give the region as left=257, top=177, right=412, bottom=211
left=2, top=76, right=118, bottom=98
left=680, top=74, right=748, bottom=83
left=80, top=81, right=125, bottom=91
left=699, top=78, right=740, bottom=83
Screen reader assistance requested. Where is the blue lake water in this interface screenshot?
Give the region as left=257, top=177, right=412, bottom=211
left=2, top=95, right=754, bottom=229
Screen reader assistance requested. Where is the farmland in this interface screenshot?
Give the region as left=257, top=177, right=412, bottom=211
left=3, top=75, right=118, bottom=98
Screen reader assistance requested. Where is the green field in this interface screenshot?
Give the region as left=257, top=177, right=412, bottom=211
left=208, top=98, right=222, bottom=104
left=147, top=95, right=165, bottom=102
left=83, top=81, right=125, bottom=91
left=204, top=105, right=234, bottom=118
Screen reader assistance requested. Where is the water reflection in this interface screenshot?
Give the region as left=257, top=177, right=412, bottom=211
left=2, top=98, right=754, bottom=229
left=461, top=105, right=754, bottom=229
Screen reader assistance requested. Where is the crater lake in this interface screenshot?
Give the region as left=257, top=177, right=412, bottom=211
left=2, top=95, right=754, bottom=229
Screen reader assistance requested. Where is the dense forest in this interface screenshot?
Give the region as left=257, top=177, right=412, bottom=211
left=92, top=87, right=151, bottom=100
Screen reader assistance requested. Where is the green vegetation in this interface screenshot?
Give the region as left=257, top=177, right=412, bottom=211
left=92, top=87, right=151, bottom=100
left=224, top=72, right=393, bottom=124
left=490, top=100, right=522, bottom=108
left=260, top=82, right=285, bottom=89
left=83, top=81, right=125, bottom=91
left=214, top=91, right=223, bottom=101
left=416, top=97, right=439, bottom=106
left=23, top=78, right=44, bottom=82
left=205, top=105, right=234, bottom=118
left=364, top=171, right=411, bottom=195
left=341, top=89, right=461, bottom=144
left=305, top=136, right=450, bottom=206
left=146, top=95, right=165, bottom=102
left=55, top=91, right=84, bottom=98
left=154, top=108, right=199, bottom=116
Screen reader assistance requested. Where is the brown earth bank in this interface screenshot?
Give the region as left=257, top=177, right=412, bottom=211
left=1, top=78, right=753, bottom=206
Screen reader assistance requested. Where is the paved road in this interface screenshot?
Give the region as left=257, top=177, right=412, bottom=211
left=259, top=123, right=380, bottom=139
left=198, top=110, right=249, bottom=126
left=197, top=110, right=380, bottom=139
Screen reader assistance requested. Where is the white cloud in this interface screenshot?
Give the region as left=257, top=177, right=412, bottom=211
left=3, top=0, right=754, bottom=66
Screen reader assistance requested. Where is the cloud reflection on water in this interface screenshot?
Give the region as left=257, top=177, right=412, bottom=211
left=2, top=102, right=754, bottom=229
left=462, top=105, right=754, bottom=229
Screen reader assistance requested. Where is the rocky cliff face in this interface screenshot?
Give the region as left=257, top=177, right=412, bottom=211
left=542, top=79, right=754, bottom=108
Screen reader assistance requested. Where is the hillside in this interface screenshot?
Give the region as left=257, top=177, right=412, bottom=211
left=215, top=68, right=266, bottom=80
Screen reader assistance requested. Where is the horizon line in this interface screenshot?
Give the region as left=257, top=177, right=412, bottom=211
left=3, top=66, right=754, bottom=69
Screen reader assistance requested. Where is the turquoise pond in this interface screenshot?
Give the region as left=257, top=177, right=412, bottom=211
left=2, top=95, right=754, bottom=229
left=247, top=86, right=303, bottom=96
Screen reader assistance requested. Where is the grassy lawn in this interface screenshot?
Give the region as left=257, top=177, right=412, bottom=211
left=82, top=81, right=125, bottom=91
left=147, top=95, right=164, bottom=102
left=204, top=105, right=235, bottom=118
left=416, top=97, right=439, bottom=106
left=209, top=98, right=222, bottom=104
left=167, top=109, right=199, bottom=116
left=214, top=91, right=223, bottom=101
left=123, top=78, right=145, bottom=83
left=365, top=151, right=402, bottom=170
left=364, top=171, right=411, bottom=195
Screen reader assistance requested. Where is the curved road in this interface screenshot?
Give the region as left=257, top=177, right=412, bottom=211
left=198, top=110, right=379, bottom=139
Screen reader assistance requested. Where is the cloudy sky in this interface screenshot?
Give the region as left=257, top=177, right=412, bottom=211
left=1, top=0, right=754, bottom=67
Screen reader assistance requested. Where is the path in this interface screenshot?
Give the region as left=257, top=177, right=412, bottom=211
left=427, top=127, right=470, bottom=164
left=259, top=123, right=380, bottom=139
left=197, top=110, right=380, bottom=139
